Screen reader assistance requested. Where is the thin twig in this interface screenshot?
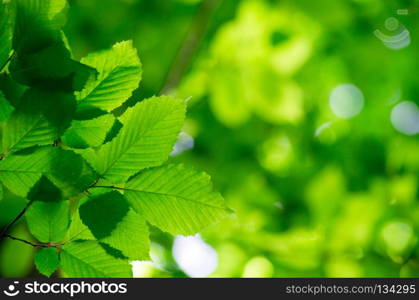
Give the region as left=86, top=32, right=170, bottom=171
left=4, top=234, right=52, bottom=248
left=88, top=177, right=101, bottom=189
left=89, top=185, right=126, bottom=191
left=159, top=0, right=221, bottom=94
left=0, top=199, right=34, bottom=240
left=0, top=51, right=15, bottom=73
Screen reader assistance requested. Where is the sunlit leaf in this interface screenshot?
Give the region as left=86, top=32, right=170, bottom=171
left=60, top=241, right=132, bottom=278
left=82, top=96, right=185, bottom=183
left=125, top=164, right=231, bottom=235
left=76, top=41, right=142, bottom=112
left=25, top=200, right=70, bottom=243
left=62, top=114, right=115, bottom=149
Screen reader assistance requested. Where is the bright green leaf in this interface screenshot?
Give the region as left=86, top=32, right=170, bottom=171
left=83, top=96, right=186, bottom=183
left=125, top=164, right=231, bottom=235
left=76, top=41, right=142, bottom=112
left=62, top=114, right=115, bottom=149
left=0, top=148, right=51, bottom=197
left=60, top=241, right=132, bottom=278
left=25, top=200, right=70, bottom=243
left=66, top=209, right=95, bottom=242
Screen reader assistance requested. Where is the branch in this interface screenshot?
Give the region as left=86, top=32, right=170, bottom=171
left=0, top=51, right=15, bottom=73
left=0, top=199, right=34, bottom=240
left=89, top=185, right=126, bottom=191
left=3, top=234, right=56, bottom=248
left=159, top=0, right=221, bottom=94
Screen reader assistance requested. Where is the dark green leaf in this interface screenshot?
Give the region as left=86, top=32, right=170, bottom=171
left=79, top=191, right=129, bottom=239
left=13, top=0, right=68, bottom=54
left=34, top=248, right=59, bottom=277
left=10, top=43, right=96, bottom=92
left=0, top=88, right=76, bottom=155
left=0, top=1, right=12, bottom=69
left=0, top=92, right=13, bottom=122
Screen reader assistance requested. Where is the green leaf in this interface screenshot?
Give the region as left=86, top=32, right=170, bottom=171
left=0, top=88, right=76, bottom=155
left=11, top=1, right=95, bottom=91
left=13, top=0, right=68, bottom=54
left=66, top=209, right=95, bottom=242
left=76, top=41, right=142, bottom=112
left=47, top=148, right=95, bottom=198
left=60, top=241, right=132, bottom=278
left=0, top=148, right=51, bottom=197
left=25, top=200, right=70, bottom=243
left=34, top=248, right=59, bottom=277
left=125, top=164, right=231, bottom=235
left=0, top=92, right=14, bottom=122
left=0, top=1, right=12, bottom=69
left=62, top=114, right=115, bottom=149
left=10, top=43, right=96, bottom=92
left=0, top=147, right=89, bottom=198
left=28, top=176, right=63, bottom=203
left=82, top=96, right=186, bottom=183
left=0, top=73, right=26, bottom=107
left=79, top=191, right=130, bottom=239
left=78, top=191, right=149, bottom=260
left=103, top=118, right=123, bottom=144
left=100, top=209, right=150, bottom=260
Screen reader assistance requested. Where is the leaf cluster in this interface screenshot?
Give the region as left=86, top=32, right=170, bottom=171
left=0, top=0, right=230, bottom=278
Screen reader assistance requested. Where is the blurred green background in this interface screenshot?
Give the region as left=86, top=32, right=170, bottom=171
left=1, top=0, right=419, bottom=278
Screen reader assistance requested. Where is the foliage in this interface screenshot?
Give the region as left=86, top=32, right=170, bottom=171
left=0, top=0, right=229, bottom=278
left=1, top=0, right=419, bottom=279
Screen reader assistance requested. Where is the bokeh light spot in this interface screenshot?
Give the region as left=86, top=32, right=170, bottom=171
left=242, top=256, right=274, bottom=278
left=381, top=221, right=416, bottom=261
left=329, top=84, right=364, bottom=119
left=173, top=235, right=218, bottom=278
left=390, top=101, right=419, bottom=136
left=171, top=132, right=195, bottom=156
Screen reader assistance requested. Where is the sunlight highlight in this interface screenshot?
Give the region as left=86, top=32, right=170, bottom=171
left=173, top=235, right=218, bottom=278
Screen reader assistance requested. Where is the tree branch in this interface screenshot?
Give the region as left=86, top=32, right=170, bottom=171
left=0, top=199, right=34, bottom=240
left=159, top=0, right=221, bottom=94
left=89, top=185, right=126, bottom=191
left=3, top=234, right=55, bottom=248
left=0, top=51, right=15, bottom=73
